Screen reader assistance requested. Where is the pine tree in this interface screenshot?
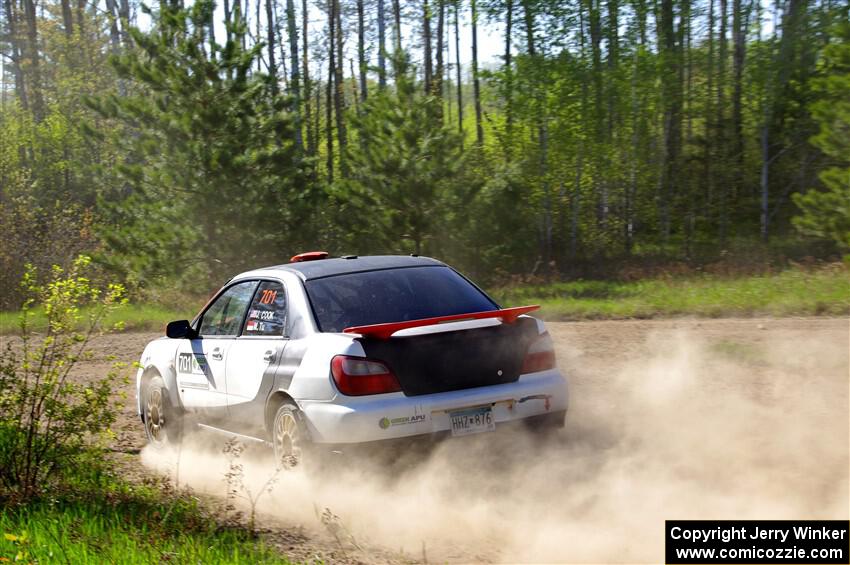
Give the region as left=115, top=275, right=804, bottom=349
left=87, top=0, right=312, bottom=284
left=334, top=53, right=467, bottom=255
left=792, top=21, right=850, bottom=251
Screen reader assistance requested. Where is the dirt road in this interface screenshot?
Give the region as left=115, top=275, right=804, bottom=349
left=86, top=318, right=849, bottom=562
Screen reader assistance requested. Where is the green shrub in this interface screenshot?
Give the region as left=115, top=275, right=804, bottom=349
left=0, top=256, right=128, bottom=500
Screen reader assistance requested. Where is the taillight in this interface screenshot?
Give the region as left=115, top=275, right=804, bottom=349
left=521, top=332, right=556, bottom=373
left=330, top=355, right=402, bottom=396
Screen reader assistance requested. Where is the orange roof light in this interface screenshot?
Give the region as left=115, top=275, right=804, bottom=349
left=290, top=251, right=330, bottom=263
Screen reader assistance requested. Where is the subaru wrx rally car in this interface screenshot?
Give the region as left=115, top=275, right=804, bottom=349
left=136, top=253, right=568, bottom=466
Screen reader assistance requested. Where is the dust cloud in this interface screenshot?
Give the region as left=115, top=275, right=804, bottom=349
left=142, top=321, right=849, bottom=563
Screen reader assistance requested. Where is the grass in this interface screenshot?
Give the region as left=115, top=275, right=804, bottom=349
left=1, top=267, right=847, bottom=334
left=0, top=467, right=289, bottom=564
left=490, top=266, right=850, bottom=320
left=0, top=303, right=194, bottom=335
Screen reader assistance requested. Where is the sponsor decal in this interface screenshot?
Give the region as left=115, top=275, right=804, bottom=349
left=177, top=352, right=207, bottom=375
left=248, top=309, right=275, bottom=321
left=378, top=414, right=427, bottom=429
left=245, top=320, right=269, bottom=333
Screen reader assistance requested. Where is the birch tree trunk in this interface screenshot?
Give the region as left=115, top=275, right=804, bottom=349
left=357, top=0, right=367, bottom=102
left=732, top=0, right=749, bottom=200
left=504, top=0, right=513, bottom=147
left=435, top=0, right=445, bottom=104
left=717, top=0, right=728, bottom=243
left=302, top=0, right=314, bottom=155
left=60, top=0, right=73, bottom=37
left=326, top=0, right=336, bottom=182
left=333, top=0, right=347, bottom=171
left=286, top=0, right=303, bottom=151
left=471, top=0, right=484, bottom=145
left=423, top=0, right=433, bottom=94
left=377, top=0, right=387, bottom=88
left=22, top=0, right=44, bottom=121
left=454, top=0, right=463, bottom=143
left=392, top=0, right=401, bottom=52
left=4, top=0, right=29, bottom=113
left=265, top=0, right=278, bottom=93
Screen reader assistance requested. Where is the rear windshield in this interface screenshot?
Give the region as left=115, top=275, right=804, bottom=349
left=305, top=266, right=499, bottom=332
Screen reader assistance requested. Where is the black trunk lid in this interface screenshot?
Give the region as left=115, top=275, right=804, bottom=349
left=359, top=318, right=538, bottom=396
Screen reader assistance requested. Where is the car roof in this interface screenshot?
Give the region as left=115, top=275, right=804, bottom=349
left=258, top=255, right=447, bottom=281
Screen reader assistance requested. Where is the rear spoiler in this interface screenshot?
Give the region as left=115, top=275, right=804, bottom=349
left=343, top=305, right=540, bottom=340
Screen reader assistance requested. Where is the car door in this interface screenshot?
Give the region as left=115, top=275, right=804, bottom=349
left=225, top=280, right=289, bottom=435
left=175, top=280, right=258, bottom=421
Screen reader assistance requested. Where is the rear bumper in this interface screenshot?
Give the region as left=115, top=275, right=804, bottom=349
left=316, top=410, right=565, bottom=459
left=299, top=369, right=568, bottom=444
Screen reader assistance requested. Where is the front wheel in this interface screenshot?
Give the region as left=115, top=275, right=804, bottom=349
left=271, top=403, right=310, bottom=469
left=143, top=375, right=183, bottom=448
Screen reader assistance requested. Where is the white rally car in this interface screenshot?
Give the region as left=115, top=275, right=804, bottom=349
left=136, top=253, right=568, bottom=466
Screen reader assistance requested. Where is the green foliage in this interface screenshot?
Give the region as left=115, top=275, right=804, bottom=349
left=2, top=0, right=847, bottom=302
left=0, top=256, right=128, bottom=500
left=86, top=0, right=315, bottom=286
left=0, top=9, right=121, bottom=309
left=0, top=196, right=99, bottom=310
left=793, top=21, right=850, bottom=251
left=333, top=52, right=473, bottom=255
left=441, top=159, right=540, bottom=278
left=0, top=106, right=104, bottom=310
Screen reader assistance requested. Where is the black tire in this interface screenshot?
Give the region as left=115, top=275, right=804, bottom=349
left=143, top=374, right=183, bottom=448
left=271, top=402, right=311, bottom=469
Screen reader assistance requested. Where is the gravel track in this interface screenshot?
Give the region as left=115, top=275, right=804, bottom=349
left=54, top=317, right=850, bottom=562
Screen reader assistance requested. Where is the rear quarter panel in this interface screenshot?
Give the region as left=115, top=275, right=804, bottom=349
left=284, top=333, right=365, bottom=400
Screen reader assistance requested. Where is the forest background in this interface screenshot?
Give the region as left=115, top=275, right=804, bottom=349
left=1, top=0, right=848, bottom=311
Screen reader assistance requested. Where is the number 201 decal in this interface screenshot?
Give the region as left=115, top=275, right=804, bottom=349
left=259, top=289, right=278, bottom=305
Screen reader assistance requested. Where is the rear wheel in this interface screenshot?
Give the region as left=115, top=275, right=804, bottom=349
left=272, top=403, right=310, bottom=469
left=143, top=375, right=183, bottom=448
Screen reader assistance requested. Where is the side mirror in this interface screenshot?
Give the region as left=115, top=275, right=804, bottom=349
left=166, top=320, right=196, bottom=339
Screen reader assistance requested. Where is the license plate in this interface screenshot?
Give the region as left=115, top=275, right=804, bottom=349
left=449, top=406, right=495, bottom=437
